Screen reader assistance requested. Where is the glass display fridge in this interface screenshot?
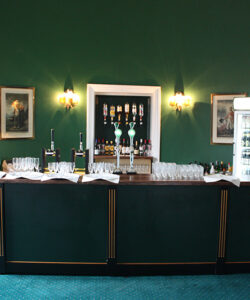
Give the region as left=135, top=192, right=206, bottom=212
left=233, top=97, right=250, bottom=181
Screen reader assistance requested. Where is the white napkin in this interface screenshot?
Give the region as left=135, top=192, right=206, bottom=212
left=203, top=174, right=240, bottom=187
left=0, top=171, right=6, bottom=178
left=82, top=173, right=120, bottom=184
left=41, top=173, right=80, bottom=183
left=3, top=171, right=44, bottom=180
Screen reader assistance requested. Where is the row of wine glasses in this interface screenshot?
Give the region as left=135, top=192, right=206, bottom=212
left=48, top=162, right=75, bottom=175
left=12, top=157, right=40, bottom=172
left=88, top=162, right=116, bottom=174
left=152, top=163, right=204, bottom=180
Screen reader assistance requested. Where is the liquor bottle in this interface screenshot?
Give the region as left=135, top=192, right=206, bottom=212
left=105, top=140, right=110, bottom=155
left=124, top=103, right=130, bottom=125
left=132, top=103, right=137, bottom=124
left=110, top=105, right=115, bottom=124
left=117, top=105, right=123, bottom=125
left=101, top=138, right=105, bottom=155
left=139, top=139, right=144, bottom=156
left=139, top=104, right=144, bottom=125
left=134, top=140, right=139, bottom=155
left=147, top=139, right=152, bottom=156
left=220, top=161, right=224, bottom=174
left=210, top=163, right=215, bottom=175
left=126, top=139, right=130, bottom=155
left=122, top=139, right=126, bottom=155
left=110, top=141, right=114, bottom=156
left=97, top=138, right=101, bottom=152
left=103, top=103, right=108, bottom=125
left=226, top=163, right=232, bottom=175
left=143, top=139, right=147, bottom=156
left=94, top=139, right=100, bottom=155
left=215, top=161, right=219, bottom=173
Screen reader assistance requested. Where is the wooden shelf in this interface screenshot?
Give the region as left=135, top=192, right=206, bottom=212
left=94, top=155, right=153, bottom=160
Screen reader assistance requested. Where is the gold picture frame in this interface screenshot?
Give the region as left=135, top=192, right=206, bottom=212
left=0, top=86, right=35, bottom=139
left=211, top=93, right=247, bottom=144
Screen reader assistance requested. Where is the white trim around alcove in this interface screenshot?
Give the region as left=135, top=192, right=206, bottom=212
left=86, top=84, right=161, bottom=163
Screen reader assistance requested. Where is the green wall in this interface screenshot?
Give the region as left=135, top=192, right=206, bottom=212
left=0, top=0, right=249, bottom=164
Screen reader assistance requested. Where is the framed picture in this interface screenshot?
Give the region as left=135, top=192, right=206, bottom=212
left=0, top=87, right=35, bottom=139
left=211, top=93, right=247, bottom=144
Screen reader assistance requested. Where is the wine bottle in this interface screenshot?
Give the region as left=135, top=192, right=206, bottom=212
left=139, top=139, right=144, bottom=156
left=110, top=141, right=114, bottom=156
left=126, top=139, right=130, bottom=155
left=101, top=138, right=105, bottom=155
left=110, top=105, right=115, bottom=125
left=105, top=140, right=110, bottom=155
left=125, top=103, right=130, bottom=125
left=94, top=139, right=100, bottom=155
left=134, top=140, right=139, bottom=155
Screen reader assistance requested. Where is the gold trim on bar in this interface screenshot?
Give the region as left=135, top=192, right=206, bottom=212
left=117, top=262, right=216, bottom=265
left=108, top=188, right=116, bottom=260
left=225, top=261, right=250, bottom=264
left=7, top=261, right=107, bottom=265
left=108, top=189, right=111, bottom=259
left=113, top=189, right=116, bottom=259
left=0, top=188, right=3, bottom=257
left=218, top=189, right=228, bottom=259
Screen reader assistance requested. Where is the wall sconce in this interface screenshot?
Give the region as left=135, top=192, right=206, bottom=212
left=169, top=92, right=191, bottom=111
left=58, top=89, right=80, bottom=110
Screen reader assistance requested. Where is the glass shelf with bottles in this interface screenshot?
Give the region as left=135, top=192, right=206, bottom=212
left=93, top=138, right=152, bottom=158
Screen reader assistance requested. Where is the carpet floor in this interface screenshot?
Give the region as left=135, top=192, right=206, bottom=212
left=0, top=274, right=249, bottom=299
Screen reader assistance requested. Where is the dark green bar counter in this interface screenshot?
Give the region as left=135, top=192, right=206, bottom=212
left=0, top=175, right=249, bottom=275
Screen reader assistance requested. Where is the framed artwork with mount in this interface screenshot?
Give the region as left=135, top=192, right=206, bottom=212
left=211, top=93, right=247, bottom=144
left=0, top=86, right=35, bottom=139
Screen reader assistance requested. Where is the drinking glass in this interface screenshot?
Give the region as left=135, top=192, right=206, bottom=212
left=12, top=158, right=18, bottom=171
left=88, top=163, right=94, bottom=174
left=34, top=158, right=40, bottom=172
left=48, top=162, right=53, bottom=174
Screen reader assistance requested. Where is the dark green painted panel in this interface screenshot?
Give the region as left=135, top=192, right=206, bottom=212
left=116, top=186, right=220, bottom=263
left=4, top=184, right=108, bottom=262
left=226, top=187, right=250, bottom=262
left=0, top=1, right=249, bottom=164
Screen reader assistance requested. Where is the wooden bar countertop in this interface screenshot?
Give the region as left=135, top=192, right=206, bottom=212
left=0, top=174, right=249, bottom=186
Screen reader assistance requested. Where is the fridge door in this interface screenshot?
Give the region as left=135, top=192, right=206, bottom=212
left=233, top=111, right=250, bottom=181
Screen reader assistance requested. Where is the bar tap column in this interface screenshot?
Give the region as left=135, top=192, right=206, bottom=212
left=127, top=122, right=136, bottom=174
left=113, top=122, right=122, bottom=174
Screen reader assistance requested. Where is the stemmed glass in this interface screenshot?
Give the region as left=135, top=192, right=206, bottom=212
left=34, top=158, right=40, bottom=172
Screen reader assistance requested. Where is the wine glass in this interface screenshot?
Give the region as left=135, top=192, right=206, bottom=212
left=34, top=158, right=40, bottom=172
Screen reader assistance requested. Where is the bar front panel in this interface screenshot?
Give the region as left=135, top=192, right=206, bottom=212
left=116, top=185, right=220, bottom=264
left=226, top=186, right=250, bottom=262
left=4, top=184, right=108, bottom=263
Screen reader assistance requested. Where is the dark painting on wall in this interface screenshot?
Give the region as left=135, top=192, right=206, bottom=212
left=5, top=93, right=29, bottom=132
left=0, top=87, right=35, bottom=139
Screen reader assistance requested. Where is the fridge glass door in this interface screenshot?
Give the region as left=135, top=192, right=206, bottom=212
left=234, top=112, right=250, bottom=181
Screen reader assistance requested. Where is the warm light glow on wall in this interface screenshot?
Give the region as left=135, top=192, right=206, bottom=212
left=169, top=92, right=192, bottom=111
left=58, top=89, right=80, bottom=110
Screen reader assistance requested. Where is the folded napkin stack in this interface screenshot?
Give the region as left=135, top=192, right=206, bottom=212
left=82, top=173, right=120, bottom=184
left=203, top=174, right=240, bottom=187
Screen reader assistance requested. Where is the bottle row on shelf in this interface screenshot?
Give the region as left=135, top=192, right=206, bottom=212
left=241, top=132, right=250, bottom=147
left=94, top=138, right=152, bottom=157
left=241, top=150, right=250, bottom=165
left=201, top=161, right=232, bottom=176
left=102, top=103, right=145, bottom=126
left=241, top=116, right=250, bottom=130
